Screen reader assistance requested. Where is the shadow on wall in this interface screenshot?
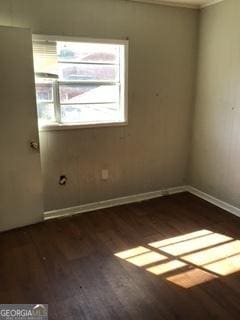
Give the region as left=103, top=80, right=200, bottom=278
left=114, top=229, right=240, bottom=288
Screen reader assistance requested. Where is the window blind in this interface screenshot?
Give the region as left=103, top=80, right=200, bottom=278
left=32, top=41, right=58, bottom=78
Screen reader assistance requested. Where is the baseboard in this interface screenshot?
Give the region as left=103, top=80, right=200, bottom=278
left=187, top=186, right=240, bottom=218
left=44, top=185, right=187, bottom=220
left=44, top=184, right=240, bottom=221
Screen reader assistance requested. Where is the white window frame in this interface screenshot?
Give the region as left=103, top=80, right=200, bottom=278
left=32, top=34, right=128, bottom=131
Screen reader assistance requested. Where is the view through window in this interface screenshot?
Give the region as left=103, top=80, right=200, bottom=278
left=32, top=37, right=127, bottom=127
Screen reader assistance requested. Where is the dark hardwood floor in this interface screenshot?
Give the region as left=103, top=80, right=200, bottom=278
left=1, top=192, right=240, bottom=319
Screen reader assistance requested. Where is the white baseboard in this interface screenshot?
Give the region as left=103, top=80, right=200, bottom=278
left=187, top=186, right=240, bottom=218
left=44, top=185, right=187, bottom=220
left=44, top=184, right=240, bottom=221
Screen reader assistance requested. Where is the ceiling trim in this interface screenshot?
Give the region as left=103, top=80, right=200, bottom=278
left=127, top=0, right=198, bottom=9
left=200, top=0, right=224, bottom=9
left=127, top=0, right=225, bottom=10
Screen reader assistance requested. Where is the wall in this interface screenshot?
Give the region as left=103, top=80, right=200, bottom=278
left=189, top=0, right=240, bottom=207
left=0, top=0, right=198, bottom=211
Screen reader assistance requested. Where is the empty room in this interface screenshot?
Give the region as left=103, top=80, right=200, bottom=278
left=1, top=0, right=240, bottom=319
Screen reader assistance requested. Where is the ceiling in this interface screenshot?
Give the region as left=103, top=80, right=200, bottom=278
left=128, top=0, right=224, bottom=9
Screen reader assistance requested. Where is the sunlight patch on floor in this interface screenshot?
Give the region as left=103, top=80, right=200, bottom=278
left=155, top=233, right=232, bottom=256
left=114, top=230, right=240, bottom=288
left=166, top=268, right=217, bottom=288
left=147, top=260, right=187, bottom=276
left=204, top=253, right=240, bottom=276
left=126, top=251, right=167, bottom=267
left=182, top=240, right=240, bottom=266
left=149, top=229, right=212, bottom=249
left=114, top=246, right=150, bottom=259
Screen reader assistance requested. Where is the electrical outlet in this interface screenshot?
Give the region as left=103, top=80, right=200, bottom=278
left=102, top=169, right=109, bottom=181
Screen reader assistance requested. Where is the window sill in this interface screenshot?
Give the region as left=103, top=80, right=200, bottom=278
left=39, top=121, right=128, bottom=131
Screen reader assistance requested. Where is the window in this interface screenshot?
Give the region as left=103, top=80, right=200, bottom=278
left=32, top=35, right=128, bottom=129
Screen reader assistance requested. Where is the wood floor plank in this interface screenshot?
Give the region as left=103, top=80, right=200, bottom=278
left=1, top=192, right=240, bottom=319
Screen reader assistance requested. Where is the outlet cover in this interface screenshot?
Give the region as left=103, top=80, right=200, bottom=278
left=102, top=169, right=109, bottom=180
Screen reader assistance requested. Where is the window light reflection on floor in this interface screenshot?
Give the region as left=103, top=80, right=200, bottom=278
left=182, top=240, right=240, bottom=266
left=126, top=251, right=167, bottom=267
left=115, top=246, right=150, bottom=259
left=166, top=268, right=217, bottom=288
left=114, top=246, right=167, bottom=267
left=114, top=230, right=240, bottom=288
left=149, top=229, right=212, bottom=249
left=156, top=233, right=232, bottom=256
left=204, top=253, right=240, bottom=276
left=147, top=260, right=187, bottom=275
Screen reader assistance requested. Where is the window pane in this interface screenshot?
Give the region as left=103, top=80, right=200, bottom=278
left=37, top=103, right=55, bottom=124
left=61, top=104, right=121, bottom=123
left=58, top=63, right=119, bottom=81
left=35, top=82, right=53, bottom=102
left=59, top=84, right=119, bottom=104
left=57, top=42, right=120, bottom=63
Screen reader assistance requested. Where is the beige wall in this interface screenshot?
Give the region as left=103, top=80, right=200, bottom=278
left=0, top=0, right=198, bottom=211
left=189, top=0, right=240, bottom=207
